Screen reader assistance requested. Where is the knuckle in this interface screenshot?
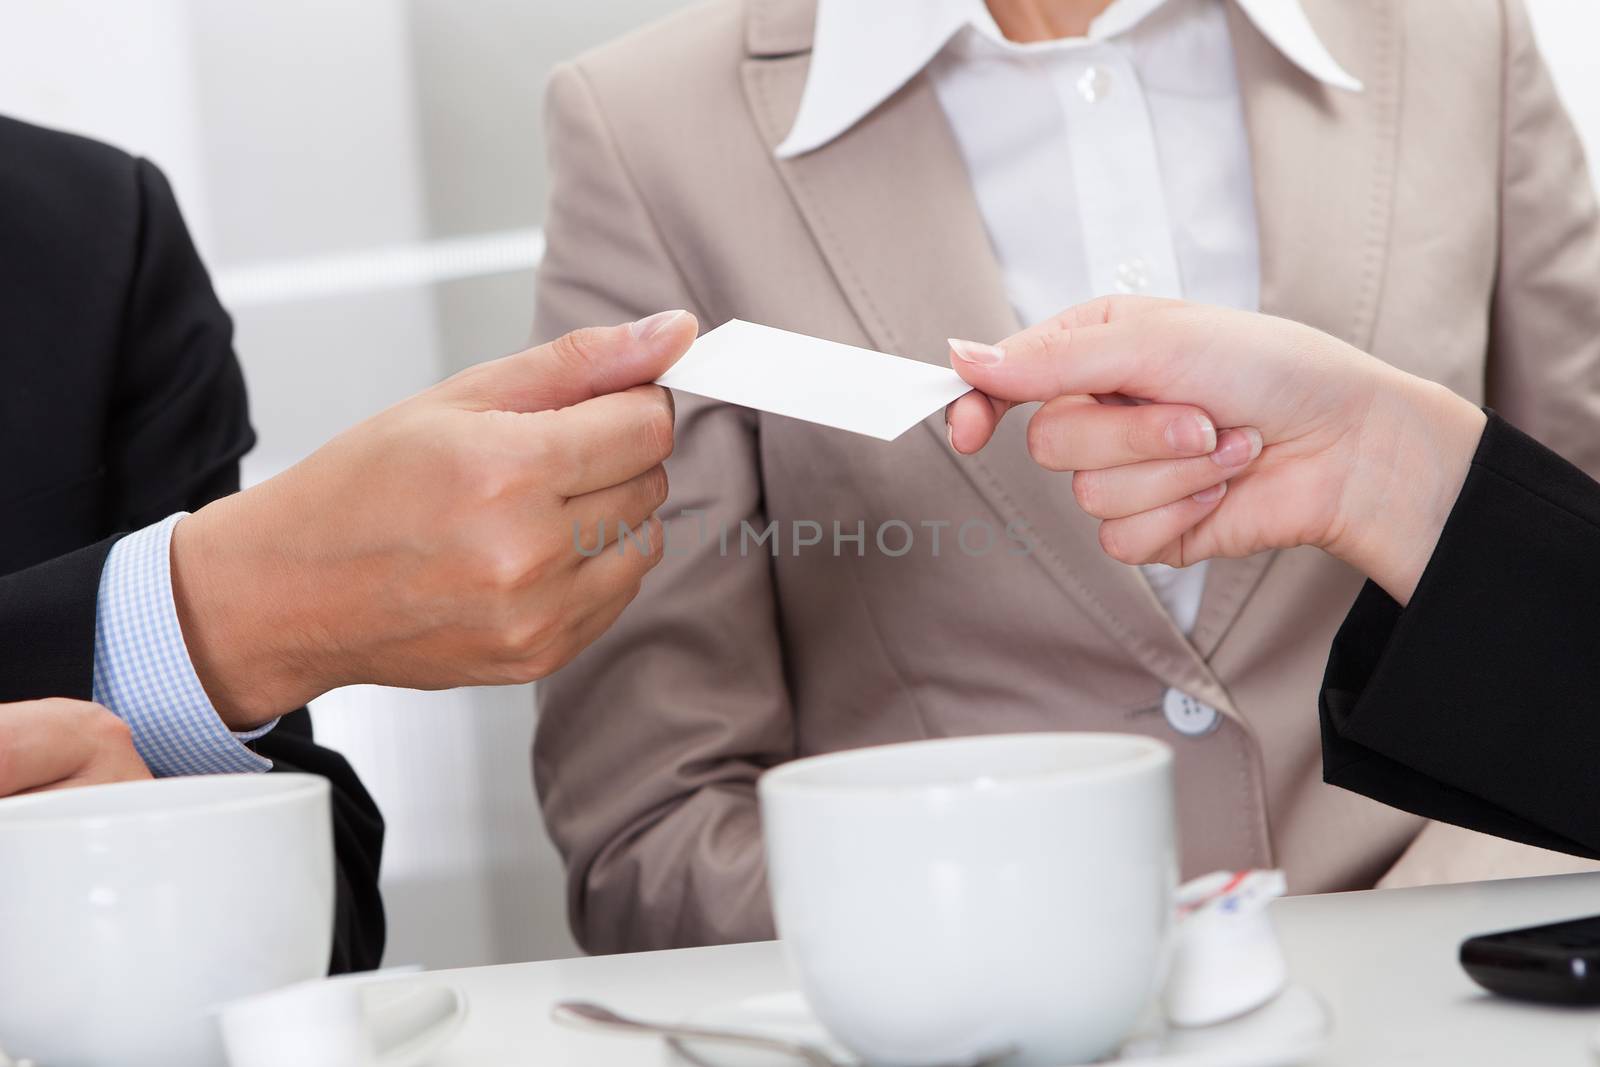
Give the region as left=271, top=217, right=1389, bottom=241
left=644, top=466, right=670, bottom=510
left=609, top=524, right=662, bottom=573
left=500, top=612, right=561, bottom=662
left=639, top=393, right=676, bottom=464
left=443, top=429, right=520, bottom=506
left=467, top=461, right=516, bottom=508
left=476, top=538, right=537, bottom=593
left=525, top=540, right=563, bottom=584
left=1026, top=413, right=1067, bottom=471
left=519, top=641, right=573, bottom=682
left=1071, top=470, right=1104, bottom=517
left=526, top=612, right=564, bottom=652
left=1098, top=521, right=1138, bottom=564
left=547, top=327, right=603, bottom=373
left=642, top=518, right=667, bottom=566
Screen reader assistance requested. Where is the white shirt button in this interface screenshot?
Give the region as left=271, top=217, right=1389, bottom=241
left=1115, top=258, right=1151, bottom=293
left=1076, top=65, right=1113, bottom=103
left=1163, top=688, right=1220, bottom=737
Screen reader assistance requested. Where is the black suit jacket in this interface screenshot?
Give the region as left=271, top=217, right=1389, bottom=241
left=1323, top=412, right=1600, bottom=860
left=0, top=115, right=384, bottom=971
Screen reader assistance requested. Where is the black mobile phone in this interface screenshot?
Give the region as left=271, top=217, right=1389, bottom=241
left=1460, top=913, right=1600, bottom=1005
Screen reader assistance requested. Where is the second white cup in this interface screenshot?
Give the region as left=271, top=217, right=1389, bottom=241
left=0, top=773, right=335, bottom=1067
left=759, top=732, right=1176, bottom=1067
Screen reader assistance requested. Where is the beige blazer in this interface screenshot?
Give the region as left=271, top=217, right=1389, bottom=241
left=532, top=0, right=1600, bottom=954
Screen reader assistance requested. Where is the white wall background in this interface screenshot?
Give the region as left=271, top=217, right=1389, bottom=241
left=0, top=0, right=1596, bottom=970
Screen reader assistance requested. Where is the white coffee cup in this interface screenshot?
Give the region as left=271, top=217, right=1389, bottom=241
left=759, top=732, right=1176, bottom=1067
left=0, top=773, right=334, bottom=1067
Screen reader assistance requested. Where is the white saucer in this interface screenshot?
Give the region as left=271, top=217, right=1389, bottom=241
left=671, top=985, right=1330, bottom=1067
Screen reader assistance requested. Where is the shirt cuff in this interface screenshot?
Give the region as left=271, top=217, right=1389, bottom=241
left=92, top=513, right=274, bottom=775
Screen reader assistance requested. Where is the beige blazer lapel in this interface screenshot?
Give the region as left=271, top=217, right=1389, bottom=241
left=739, top=6, right=1232, bottom=709
left=1192, top=0, right=1403, bottom=658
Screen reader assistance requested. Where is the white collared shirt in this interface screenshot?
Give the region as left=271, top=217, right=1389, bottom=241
left=779, top=0, right=1358, bottom=634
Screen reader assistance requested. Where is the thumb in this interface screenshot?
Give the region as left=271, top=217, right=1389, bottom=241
left=444, top=309, right=698, bottom=413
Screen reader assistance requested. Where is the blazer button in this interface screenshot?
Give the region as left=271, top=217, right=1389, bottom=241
left=1163, top=688, right=1220, bottom=737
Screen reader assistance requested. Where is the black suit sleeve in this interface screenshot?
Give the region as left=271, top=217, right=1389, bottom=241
left=0, top=139, right=384, bottom=972
left=0, top=158, right=249, bottom=702
left=252, top=713, right=387, bottom=974
left=1321, top=413, right=1600, bottom=858
left=0, top=159, right=247, bottom=695
left=0, top=541, right=116, bottom=703
left=106, top=159, right=256, bottom=529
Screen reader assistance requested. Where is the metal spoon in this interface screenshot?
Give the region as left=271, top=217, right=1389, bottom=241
left=551, top=1000, right=1014, bottom=1067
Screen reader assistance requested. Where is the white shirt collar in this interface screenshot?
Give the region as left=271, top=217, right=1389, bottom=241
left=775, top=0, right=1362, bottom=159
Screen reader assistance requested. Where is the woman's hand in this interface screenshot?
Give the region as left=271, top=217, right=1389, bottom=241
left=944, top=296, right=1486, bottom=605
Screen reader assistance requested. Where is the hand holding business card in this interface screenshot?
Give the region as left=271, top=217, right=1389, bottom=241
left=657, top=319, right=972, bottom=441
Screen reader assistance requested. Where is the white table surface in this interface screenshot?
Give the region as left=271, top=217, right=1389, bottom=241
left=427, top=871, right=1600, bottom=1066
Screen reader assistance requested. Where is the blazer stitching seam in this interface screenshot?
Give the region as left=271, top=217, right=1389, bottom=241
left=750, top=63, right=906, bottom=355
left=1351, top=0, right=1399, bottom=352
left=962, top=458, right=1241, bottom=720
left=750, top=63, right=1056, bottom=734
left=747, top=59, right=941, bottom=729
left=1195, top=551, right=1278, bottom=657
left=745, top=63, right=940, bottom=734
left=1485, top=0, right=1510, bottom=393
left=970, top=464, right=1172, bottom=672
left=1191, top=557, right=1276, bottom=861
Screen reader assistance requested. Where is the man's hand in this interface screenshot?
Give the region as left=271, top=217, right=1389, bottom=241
left=0, top=699, right=152, bottom=797
left=945, top=297, right=1486, bottom=605
left=172, top=310, right=698, bottom=729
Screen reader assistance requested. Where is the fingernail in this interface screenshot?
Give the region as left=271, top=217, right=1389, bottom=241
left=948, top=338, right=1004, bottom=366
left=1193, top=482, right=1228, bottom=504
left=1210, top=427, right=1263, bottom=468
left=630, top=309, right=690, bottom=341
left=946, top=416, right=958, bottom=452
left=1165, top=414, right=1216, bottom=455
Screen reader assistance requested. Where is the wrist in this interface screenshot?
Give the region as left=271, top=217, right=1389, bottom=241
left=169, top=487, right=333, bottom=729
left=1326, top=371, right=1485, bottom=606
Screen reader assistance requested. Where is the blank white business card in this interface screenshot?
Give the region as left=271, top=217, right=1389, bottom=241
left=656, top=319, right=974, bottom=441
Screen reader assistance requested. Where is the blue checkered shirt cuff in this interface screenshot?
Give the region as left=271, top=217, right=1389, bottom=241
left=92, top=513, right=275, bottom=776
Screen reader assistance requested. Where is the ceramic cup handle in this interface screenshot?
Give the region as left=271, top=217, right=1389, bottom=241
left=370, top=984, right=467, bottom=1067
